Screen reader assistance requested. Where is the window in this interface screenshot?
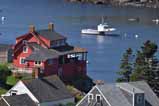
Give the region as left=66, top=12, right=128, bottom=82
left=137, top=95, right=143, bottom=104
left=10, top=90, right=17, bottom=96
left=60, top=39, right=66, bottom=46
left=67, top=54, right=75, bottom=58
left=23, top=46, right=28, bottom=53
left=48, top=59, right=53, bottom=65
left=57, top=41, right=60, bottom=46
left=62, top=39, right=66, bottom=45
left=20, top=57, right=26, bottom=64
left=96, top=94, right=101, bottom=103
left=11, top=92, right=17, bottom=96
left=22, top=40, right=27, bottom=44
left=51, top=40, right=66, bottom=48
left=34, top=61, right=41, bottom=65
left=88, top=93, right=93, bottom=103
left=54, top=41, right=57, bottom=47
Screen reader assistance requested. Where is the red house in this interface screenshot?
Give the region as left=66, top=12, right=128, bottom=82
left=13, top=23, right=87, bottom=79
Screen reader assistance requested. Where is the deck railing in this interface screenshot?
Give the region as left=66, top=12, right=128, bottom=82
left=11, top=67, right=33, bottom=73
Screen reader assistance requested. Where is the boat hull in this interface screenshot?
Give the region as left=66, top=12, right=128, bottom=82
left=81, top=29, right=104, bottom=35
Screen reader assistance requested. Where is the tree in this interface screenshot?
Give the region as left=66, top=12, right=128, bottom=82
left=131, top=40, right=158, bottom=81
left=130, top=40, right=159, bottom=96
left=117, top=40, right=159, bottom=96
left=117, top=48, right=133, bottom=82
left=0, top=64, right=11, bottom=84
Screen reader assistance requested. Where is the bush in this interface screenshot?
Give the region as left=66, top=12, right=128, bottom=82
left=0, top=64, right=11, bottom=83
left=66, top=102, right=75, bottom=106
left=58, top=102, right=75, bottom=106
left=75, top=94, right=83, bottom=102
left=0, top=88, right=7, bottom=95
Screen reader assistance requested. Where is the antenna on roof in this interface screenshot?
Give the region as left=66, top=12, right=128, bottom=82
left=133, top=88, right=135, bottom=93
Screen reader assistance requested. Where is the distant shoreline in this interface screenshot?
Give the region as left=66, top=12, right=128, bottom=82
left=66, top=0, right=159, bottom=8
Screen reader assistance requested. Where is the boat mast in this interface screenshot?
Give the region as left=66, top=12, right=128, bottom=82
left=101, top=16, right=104, bottom=24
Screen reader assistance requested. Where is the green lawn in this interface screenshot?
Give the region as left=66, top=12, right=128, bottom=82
left=0, top=88, right=7, bottom=95
left=6, top=76, right=19, bottom=86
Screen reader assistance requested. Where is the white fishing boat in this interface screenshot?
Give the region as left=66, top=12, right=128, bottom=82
left=128, top=17, right=139, bottom=22
left=81, top=29, right=103, bottom=35
left=81, top=17, right=117, bottom=35
left=81, top=23, right=116, bottom=35
left=97, top=23, right=116, bottom=32
left=152, top=19, right=159, bottom=24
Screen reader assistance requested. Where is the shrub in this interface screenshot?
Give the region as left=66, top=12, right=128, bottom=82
left=0, top=88, right=7, bottom=95
left=0, top=64, right=11, bottom=83
left=66, top=102, right=75, bottom=106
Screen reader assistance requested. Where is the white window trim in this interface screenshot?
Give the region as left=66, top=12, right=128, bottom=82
left=10, top=90, right=17, bottom=96
left=23, top=46, right=28, bottom=53
left=76, top=86, right=111, bottom=106
left=22, top=40, right=27, bottom=44
left=20, top=57, right=26, bottom=64
left=96, top=94, right=102, bottom=103
left=88, top=93, right=93, bottom=103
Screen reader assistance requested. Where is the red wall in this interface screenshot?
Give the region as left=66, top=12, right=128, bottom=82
left=16, top=33, right=50, bottom=48
left=43, top=58, right=59, bottom=76
left=13, top=44, right=33, bottom=68
left=39, top=35, right=51, bottom=48
left=14, top=33, right=50, bottom=67
left=60, top=60, right=87, bottom=78
left=14, top=32, right=87, bottom=78
left=16, top=33, right=30, bottom=43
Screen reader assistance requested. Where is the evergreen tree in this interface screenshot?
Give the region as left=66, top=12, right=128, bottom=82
left=131, top=40, right=158, bottom=81
left=117, top=48, right=133, bottom=82
left=117, top=40, right=159, bottom=96
left=0, top=64, right=11, bottom=84
left=130, top=40, right=159, bottom=96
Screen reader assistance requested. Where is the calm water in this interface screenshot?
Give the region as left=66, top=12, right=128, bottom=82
left=0, top=0, right=159, bottom=82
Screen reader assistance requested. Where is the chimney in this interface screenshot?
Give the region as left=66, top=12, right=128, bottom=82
left=29, top=25, right=35, bottom=33
left=93, top=80, right=105, bottom=85
left=48, top=23, right=54, bottom=31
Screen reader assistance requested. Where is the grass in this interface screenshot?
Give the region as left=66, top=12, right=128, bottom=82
left=0, top=88, right=7, bottom=95
left=6, top=76, right=19, bottom=86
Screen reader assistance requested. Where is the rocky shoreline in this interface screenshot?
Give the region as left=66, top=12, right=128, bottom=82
left=66, top=0, right=159, bottom=8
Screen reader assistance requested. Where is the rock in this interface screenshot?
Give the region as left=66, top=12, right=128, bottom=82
left=67, top=0, right=159, bottom=8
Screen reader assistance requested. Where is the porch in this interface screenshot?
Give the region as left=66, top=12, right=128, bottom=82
left=11, top=65, right=44, bottom=74
left=58, top=50, right=87, bottom=78
left=11, top=67, right=33, bottom=74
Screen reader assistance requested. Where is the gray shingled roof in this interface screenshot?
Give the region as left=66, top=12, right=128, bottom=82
left=117, top=82, right=144, bottom=93
left=97, top=81, right=159, bottom=106
left=23, top=75, right=73, bottom=103
left=0, top=98, right=8, bottom=106
left=25, top=42, right=60, bottom=61
left=2, top=94, right=37, bottom=106
left=37, top=29, right=66, bottom=41
left=0, top=44, right=12, bottom=52
left=130, top=81, right=159, bottom=106
left=97, top=84, right=132, bottom=106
